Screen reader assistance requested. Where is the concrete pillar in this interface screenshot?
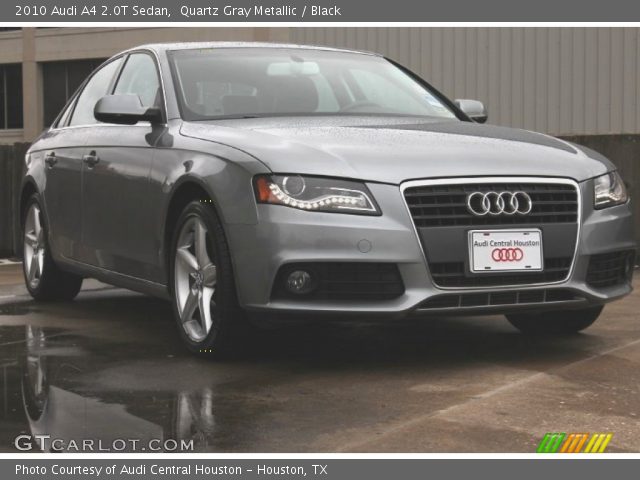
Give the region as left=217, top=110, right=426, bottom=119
left=21, top=28, right=43, bottom=142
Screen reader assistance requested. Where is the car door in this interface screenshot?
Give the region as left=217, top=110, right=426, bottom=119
left=79, top=52, right=164, bottom=281
left=41, top=58, right=123, bottom=261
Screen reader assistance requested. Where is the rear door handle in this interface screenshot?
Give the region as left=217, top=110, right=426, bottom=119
left=83, top=151, right=100, bottom=168
left=44, top=152, right=57, bottom=168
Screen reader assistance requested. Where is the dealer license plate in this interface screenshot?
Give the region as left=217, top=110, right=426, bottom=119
left=468, top=229, right=543, bottom=272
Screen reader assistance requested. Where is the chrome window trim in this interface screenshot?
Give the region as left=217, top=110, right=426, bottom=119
left=399, top=176, right=582, bottom=291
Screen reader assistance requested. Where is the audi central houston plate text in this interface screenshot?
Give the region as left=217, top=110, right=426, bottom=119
left=19, top=43, right=636, bottom=354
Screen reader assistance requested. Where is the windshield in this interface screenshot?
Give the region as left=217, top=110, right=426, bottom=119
left=168, top=48, right=458, bottom=120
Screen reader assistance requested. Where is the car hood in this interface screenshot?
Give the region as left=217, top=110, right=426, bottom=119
left=180, top=116, right=612, bottom=184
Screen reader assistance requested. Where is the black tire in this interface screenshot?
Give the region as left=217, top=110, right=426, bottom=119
left=506, top=306, right=604, bottom=335
left=169, top=200, right=248, bottom=356
left=22, top=193, right=83, bottom=301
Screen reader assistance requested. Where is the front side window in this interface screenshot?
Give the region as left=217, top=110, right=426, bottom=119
left=69, top=58, right=122, bottom=126
left=114, top=53, right=161, bottom=108
left=168, top=48, right=457, bottom=121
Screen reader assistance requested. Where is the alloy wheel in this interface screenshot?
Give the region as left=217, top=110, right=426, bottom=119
left=174, top=217, right=218, bottom=342
left=23, top=204, right=45, bottom=289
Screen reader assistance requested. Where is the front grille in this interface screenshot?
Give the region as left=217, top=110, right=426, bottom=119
left=419, top=288, right=582, bottom=310
left=429, top=257, right=572, bottom=287
left=404, top=182, right=578, bottom=228
left=403, top=179, right=579, bottom=288
left=586, top=250, right=635, bottom=288
left=272, top=263, right=405, bottom=301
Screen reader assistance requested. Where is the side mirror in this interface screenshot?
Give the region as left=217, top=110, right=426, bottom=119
left=454, top=99, right=488, bottom=124
left=94, top=94, right=162, bottom=125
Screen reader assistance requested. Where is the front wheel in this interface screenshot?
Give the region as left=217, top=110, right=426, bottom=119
left=170, top=201, right=247, bottom=356
left=506, top=306, right=604, bottom=335
left=22, top=194, right=83, bottom=301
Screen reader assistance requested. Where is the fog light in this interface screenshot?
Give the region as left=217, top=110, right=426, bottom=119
left=286, top=270, right=315, bottom=295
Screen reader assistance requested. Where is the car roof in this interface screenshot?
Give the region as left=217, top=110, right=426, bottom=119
left=125, top=41, right=379, bottom=57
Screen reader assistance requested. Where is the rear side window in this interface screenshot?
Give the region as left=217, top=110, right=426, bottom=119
left=69, top=58, right=123, bottom=126
left=114, top=53, right=161, bottom=108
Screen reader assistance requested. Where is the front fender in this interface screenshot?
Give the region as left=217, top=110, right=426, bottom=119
left=153, top=146, right=269, bottom=228
left=150, top=135, right=272, bottom=282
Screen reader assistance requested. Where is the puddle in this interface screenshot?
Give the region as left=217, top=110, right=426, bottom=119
left=0, top=325, right=262, bottom=453
left=1, top=286, right=632, bottom=454
left=0, top=305, right=31, bottom=316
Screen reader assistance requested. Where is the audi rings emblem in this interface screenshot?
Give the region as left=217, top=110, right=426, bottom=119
left=492, top=248, right=524, bottom=262
left=466, top=191, right=533, bottom=216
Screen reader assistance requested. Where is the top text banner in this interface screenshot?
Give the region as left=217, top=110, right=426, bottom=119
left=6, top=0, right=640, bottom=22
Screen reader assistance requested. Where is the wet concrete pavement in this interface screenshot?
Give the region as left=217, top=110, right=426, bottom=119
left=1, top=263, right=639, bottom=453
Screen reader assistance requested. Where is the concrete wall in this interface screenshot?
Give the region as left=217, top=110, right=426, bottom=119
left=291, top=27, right=640, bottom=136
left=2, top=27, right=640, bottom=141
left=29, top=27, right=289, bottom=63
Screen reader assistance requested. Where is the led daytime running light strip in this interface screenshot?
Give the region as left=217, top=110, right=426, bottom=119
left=268, top=182, right=364, bottom=210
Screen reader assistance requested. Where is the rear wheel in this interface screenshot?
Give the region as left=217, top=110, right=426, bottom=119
left=506, top=306, right=603, bottom=335
left=170, top=201, right=247, bottom=356
left=22, top=194, right=83, bottom=301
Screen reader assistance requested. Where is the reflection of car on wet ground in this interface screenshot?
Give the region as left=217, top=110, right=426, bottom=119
left=20, top=42, right=636, bottom=355
left=20, top=326, right=213, bottom=452
left=1, top=279, right=639, bottom=453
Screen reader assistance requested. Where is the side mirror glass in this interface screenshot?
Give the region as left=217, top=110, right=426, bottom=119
left=94, top=94, right=162, bottom=125
left=454, top=99, right=488, bottom=124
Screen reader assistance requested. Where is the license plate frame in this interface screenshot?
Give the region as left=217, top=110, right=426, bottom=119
left=468, top=229, right=543, bottom=273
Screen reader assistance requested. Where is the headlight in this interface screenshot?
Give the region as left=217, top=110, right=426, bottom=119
left=594, top=171, right=629, bottom=209
left=254, top=175, right=380, bottom=215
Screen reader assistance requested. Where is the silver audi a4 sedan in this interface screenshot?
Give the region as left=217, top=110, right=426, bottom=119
left=20, top=42, right=636, bottom=354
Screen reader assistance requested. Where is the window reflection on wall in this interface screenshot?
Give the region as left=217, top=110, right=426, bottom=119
left=0, top=64, right=23, bottom=130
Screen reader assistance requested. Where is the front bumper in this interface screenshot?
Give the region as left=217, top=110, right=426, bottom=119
left=226, top=179, right=636, bottom=318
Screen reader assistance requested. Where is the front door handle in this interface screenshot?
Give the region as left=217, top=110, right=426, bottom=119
left=83, top=151, right=100, bottom=168
left=44, top=152, right=57, bottom=168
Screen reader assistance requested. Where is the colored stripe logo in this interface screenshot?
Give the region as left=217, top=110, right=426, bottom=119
left=537, top=433, right=613, bottom=453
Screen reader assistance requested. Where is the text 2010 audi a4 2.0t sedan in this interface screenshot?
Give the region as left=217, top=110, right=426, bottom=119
left=20, top=43, right=636, bottom=354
